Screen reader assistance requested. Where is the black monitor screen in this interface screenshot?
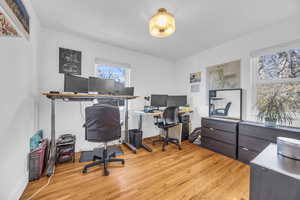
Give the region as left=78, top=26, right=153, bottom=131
left=114, top=82, right=125, bottom=91
left=88, top=77, right=115, bottom=93
left=64, top=74, right=88, bottom=93
left=167, top=96, right=187, bottom=107
left=116, top=87, right=134, bottom=96
left=151, top=94, right=168, bottom=107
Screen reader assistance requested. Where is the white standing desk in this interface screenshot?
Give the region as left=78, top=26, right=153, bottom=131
left=134, top=109, right=193, bottom=149
left=43, top=93, right=139, bottom=176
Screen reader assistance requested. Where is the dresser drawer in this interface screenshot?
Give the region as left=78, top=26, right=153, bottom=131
left=202, top=118, right=238, bottom=133
left=201, top=136, right=236, bottom=159
left=239, top=123, right=300, bottom=142
left=239, top=135, right=271, bottom=152
left=238, top=147, right=259, bottom=164
left=202, top=127, right=236, bottom=145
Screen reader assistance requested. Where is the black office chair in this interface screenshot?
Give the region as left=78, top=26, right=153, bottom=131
left=82, top=104, right=125, bottom=176
left=152, top=106, right=182, bottom=151
left=213, top=102, right=232, bottom=116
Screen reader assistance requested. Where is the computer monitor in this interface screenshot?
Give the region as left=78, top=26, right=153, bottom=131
left=151, top=94, right=168, bottom=107
left=88, top=77, right=115, bottom=94
left=64, top=74, right=88, bottom=93
left=167, top=95, right=187, bottom=107
left=114, top=82, right=125, bottom=91
left=116, top=87, right=134, bottom=96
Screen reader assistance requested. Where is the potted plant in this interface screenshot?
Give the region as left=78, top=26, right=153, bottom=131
left=256, top=90, right=296, bottom=127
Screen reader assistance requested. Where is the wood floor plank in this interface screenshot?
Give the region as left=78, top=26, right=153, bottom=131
left=21, top=140, right=249, bottom=200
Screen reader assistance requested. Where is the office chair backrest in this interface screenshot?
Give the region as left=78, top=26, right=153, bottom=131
left=224, top=102, right=232, bottom=115
left=163, top=106, right=179, bottom=125
left=85, top=104, right=121, bottom=142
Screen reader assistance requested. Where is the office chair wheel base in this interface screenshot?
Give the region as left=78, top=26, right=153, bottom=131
left=122, top=160, right=125, bottom=165
left=82, top=169, right=87, bottom=174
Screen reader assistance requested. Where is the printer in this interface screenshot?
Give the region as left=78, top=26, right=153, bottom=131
left=277, top=137, right=300, bottom=160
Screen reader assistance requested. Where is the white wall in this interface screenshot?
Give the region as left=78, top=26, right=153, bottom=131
left=174, top=15, right=300, bottom=128
left=37, top=28, right=177, bottom=152
left=0, top=1, right=40, bottom=199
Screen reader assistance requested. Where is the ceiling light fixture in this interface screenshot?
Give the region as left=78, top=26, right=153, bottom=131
left=149, top=8, right=175, bottom=38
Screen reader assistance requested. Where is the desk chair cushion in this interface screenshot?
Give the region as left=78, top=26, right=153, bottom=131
left=85, top=104, right=121, bottom=142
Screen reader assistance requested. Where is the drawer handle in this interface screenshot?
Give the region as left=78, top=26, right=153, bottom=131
left=209, top=128, right=215, bottom=131
left=241, top=147, right=249, bottom=151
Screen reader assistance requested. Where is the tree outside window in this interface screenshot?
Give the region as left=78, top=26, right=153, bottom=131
left=253, top=47, right=300, bottom=127
left=96, top=65, right=126, bottom=87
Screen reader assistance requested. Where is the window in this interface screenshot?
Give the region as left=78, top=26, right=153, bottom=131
left=252, top=47, right=300, bottom=127
left=95, top=58, right=130, bottom=87
left=257, top=48, right=300, bottom=80
left=95, top=59, right=131, bottom=107
left=96, top=65, right=127, bottom=88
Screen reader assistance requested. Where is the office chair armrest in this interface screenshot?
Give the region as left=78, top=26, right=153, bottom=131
left=153, top=116, right=162, bottom=124
left=153, top=116, right=161, bottom=122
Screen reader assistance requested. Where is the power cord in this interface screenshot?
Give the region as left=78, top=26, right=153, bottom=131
left=25, top=166, right=55, bottom=200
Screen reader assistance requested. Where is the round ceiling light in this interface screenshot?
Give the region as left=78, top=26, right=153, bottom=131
left=149, top=8, right=175, bottom=38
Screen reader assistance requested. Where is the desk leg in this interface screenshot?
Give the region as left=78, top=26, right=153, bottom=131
left=123, top=99, right=137, bottom=153
left=46, top=98, right=56, bottom=176
left=138, top=114, right=152, bottom=152
left=138, top=114, right=143, bottom=130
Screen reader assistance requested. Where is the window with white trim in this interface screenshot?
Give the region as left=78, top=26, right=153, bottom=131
left=251, top=46, right=300, bottom=127
left=95, top=59, right=131, bottom=107
left=95, top=58, right=131, bottom=87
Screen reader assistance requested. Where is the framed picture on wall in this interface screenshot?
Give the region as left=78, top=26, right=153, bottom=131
left=0, top=0, right=30, bottom=39
left=0, top=11, right=19, bottom=37
left=207, top=60, right=241, bottom=90
left=190, top=72, right=201, bottom=83
left=59, top=48, right=82, bottom=75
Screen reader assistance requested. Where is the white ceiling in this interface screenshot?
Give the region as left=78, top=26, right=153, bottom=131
left=32, top=0, right=300, bottom=60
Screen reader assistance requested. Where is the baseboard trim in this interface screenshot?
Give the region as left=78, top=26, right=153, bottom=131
left=144, top=136, right=160, bottom=140
left=9, top=174, right=28, bottom=200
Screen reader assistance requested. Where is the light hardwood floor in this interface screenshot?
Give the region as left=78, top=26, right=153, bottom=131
left=21, top=140, right=250, bottom=200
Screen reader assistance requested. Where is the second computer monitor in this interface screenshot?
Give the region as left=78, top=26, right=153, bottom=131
left=116, top=87, right=134, bottom=96
left=64, top=74, right=88, bottom=93
left=167, top=95, right=187, bottom=107
left=88, top=77, right=115, bottom=94
left=151, top=94, right=168, bottom=107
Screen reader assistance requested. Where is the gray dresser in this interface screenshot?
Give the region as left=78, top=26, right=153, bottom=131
left=250, top=144, right=300, bottom=200
left=238, top=121, right=300, bottom=163
left=201, top=117, right=239, bottom=159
